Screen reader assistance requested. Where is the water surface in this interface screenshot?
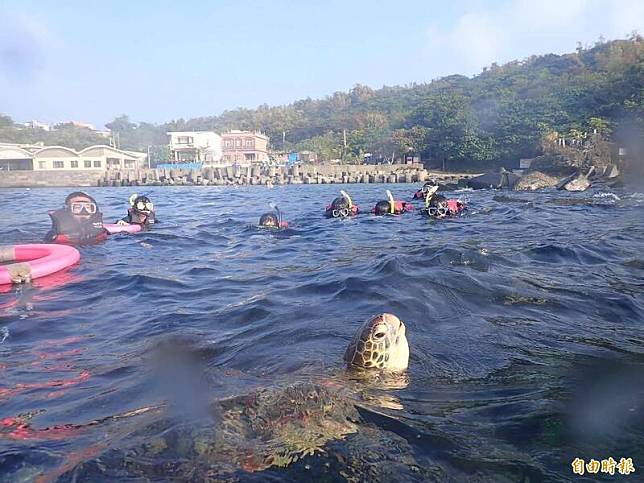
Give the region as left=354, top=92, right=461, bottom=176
left=0, top=184, right=642, bottom=481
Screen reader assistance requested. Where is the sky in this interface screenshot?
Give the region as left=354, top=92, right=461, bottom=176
left=1, top=0, right=642, bottom=128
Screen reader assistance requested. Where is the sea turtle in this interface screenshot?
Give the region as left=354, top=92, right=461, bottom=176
left=55, top=314, right=441, bottom=482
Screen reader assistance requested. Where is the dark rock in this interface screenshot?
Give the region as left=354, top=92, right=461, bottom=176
left=558, top=167, right=594, bottom=192
left=514, top=171, right=559, bottom=191
left=493, top=195, right=531, bottom=203
left=438, top=183, right=459, bottom=191
left=467, top=169, right=520, bottom=190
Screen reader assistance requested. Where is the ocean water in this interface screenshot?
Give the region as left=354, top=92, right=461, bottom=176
left=0, top=184, right=642, bottom=482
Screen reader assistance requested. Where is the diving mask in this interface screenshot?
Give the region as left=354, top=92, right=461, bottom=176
left=135, top=200, right=154, bottom=212
left=70, top=201, right=97, bottom=215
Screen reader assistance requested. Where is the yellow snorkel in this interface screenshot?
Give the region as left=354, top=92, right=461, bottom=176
left=423, top=185, right=439, bottom=209
left=129, top=193, right=138, bottom=206
left=340, top=190, right=353, bottom=209
left=386, top=190, right=395, bottom=214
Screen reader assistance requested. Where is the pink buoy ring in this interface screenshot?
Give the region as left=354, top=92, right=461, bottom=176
left=104, top=223, right=142, bottom=235
left=0, top=244, right=81, bottom=285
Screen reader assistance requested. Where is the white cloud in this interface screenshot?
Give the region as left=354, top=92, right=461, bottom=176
left=451, top=12, right=500, bottom=71
left=424, top=0, right=643, bottom=77
left=607, top=0, right=644, bottom=37
left=0, top=10, right=61, bottom=83
left=511, top=0, right=589, bottom=30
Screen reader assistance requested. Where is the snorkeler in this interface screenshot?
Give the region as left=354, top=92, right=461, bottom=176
left=45, top=192, right=109, bottom=245
left=117, top=194, right=158, bottom=228
left=412, top=179, right=439, bottom=200
left=372, top=190, right=414, bottom=216
left=325, top=190, right=359, bottom=218
left=258, top=205, right=288, bottom=229
left=422, top=187, right=466, bottom=218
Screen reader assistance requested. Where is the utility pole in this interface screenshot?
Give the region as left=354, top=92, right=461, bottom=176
left=342, top=129, right=347, bottom=163
left=147, top=145, right=151, bottom=169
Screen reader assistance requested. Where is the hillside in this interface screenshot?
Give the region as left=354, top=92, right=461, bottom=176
left=1, top=35, right=642, bottom=169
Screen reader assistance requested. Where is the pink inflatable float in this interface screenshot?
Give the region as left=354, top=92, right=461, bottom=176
left=0, top=244, right=81, bottom=285
left=104, top=223, right=142, bottom=234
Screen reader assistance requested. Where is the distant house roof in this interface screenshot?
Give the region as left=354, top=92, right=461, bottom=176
left=167, top=131, right=220, bottom=136
left=34, top=146, right=79, bottom=157
left=0, top=146, right=34, bottom=160
left=26, top=144, right=146, bottom=160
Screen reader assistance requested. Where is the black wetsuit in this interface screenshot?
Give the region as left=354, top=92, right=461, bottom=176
left=120, top=208, right=157, bottom=228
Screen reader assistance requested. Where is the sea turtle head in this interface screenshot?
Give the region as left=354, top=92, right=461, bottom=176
left=344, top=313, right=409, bottom=372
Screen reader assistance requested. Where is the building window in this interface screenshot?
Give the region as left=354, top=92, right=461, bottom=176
left=235, top=139, right=242, bottom=147
left=124, top=160, right=135, bottom=168
left=93, top=160, right=102, bottom=168
left=38, top=161, right=46, bottom=169
left=244, top=138, right=253, bottom=148
left=177, top=136, right=193, bottom=144
left=224, top=140, right=233, bottom=148
left=84, top=160, right=92, bottom=168
left=53, top=161, right=64, bottom=168
left=70, top=160, right=78, bottom=168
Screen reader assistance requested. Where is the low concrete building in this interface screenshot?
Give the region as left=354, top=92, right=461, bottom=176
left=0, top=145, right=35, bottom=171
left=0, top=143, right=146, bottom=172
left=167, top=131, right=222, bottom=166
left=221, top=130, right=269, bottom=166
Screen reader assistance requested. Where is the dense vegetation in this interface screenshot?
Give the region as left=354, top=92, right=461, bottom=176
left=1, top=36, right=642, bottom=169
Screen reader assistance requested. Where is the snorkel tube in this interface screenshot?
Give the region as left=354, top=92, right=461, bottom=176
left=269, top=202, right=289, bottom=229
left=340, top=190, right=353, bottom=210
left=423, top=185, right=439, bottom=210
left=386, top=190, right=396, bottom=215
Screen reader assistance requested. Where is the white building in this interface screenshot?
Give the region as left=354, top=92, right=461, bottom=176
left=22, top=120, right=51, bottom=131
left=0, top=143, right=147, bottom=172
left=167, top=131, right=222, bottom=166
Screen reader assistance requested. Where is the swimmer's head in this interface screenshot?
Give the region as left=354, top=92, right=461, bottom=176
left=131, top=195, right=154, bottom=215
left=374, top=200, right=391, bottom=216
left=259, top=212, right=279, bottom=228
left=65, top=192, right=98, bottom=221
left=428, top=194, right=446, bottom=207
left=331, top=196, right=350, bottom=211
left=327, top=196, right=351, bottom=218
left=427, top=194, right=448, bottom=218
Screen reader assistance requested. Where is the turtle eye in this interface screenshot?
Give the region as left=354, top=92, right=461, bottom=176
left=373, top=331, right=386, bottom=339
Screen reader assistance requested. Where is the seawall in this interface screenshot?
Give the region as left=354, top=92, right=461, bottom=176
left=0, top=164, right=474, bottom=188
left=0, top=170, right=103, bottom=188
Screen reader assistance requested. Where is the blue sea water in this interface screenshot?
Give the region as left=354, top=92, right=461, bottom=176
left=0, top=184, right=642, bottom=481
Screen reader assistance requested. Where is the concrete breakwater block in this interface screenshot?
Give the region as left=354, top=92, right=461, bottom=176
left=92, top=165, right=429, bottom=188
